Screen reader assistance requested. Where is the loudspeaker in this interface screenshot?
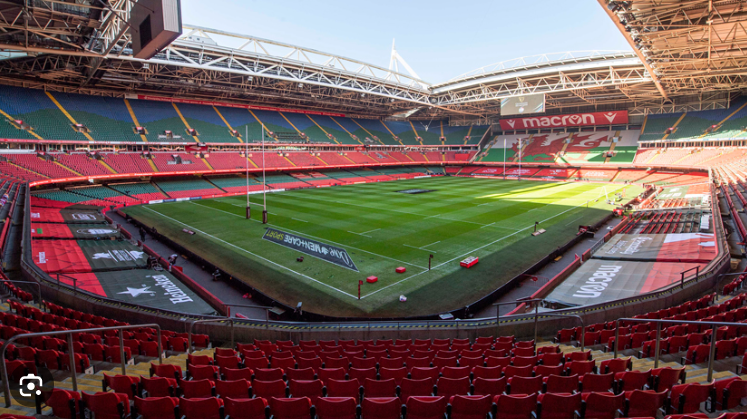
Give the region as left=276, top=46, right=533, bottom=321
left=130, top=0, right=182, bottom=60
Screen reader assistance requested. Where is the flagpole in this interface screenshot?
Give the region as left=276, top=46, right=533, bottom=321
left=262, top=128, right=268, bottom=224
left=245, top=125, right=250, bottom=219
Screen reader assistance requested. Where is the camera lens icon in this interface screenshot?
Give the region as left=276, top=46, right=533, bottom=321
left=19, top=374, right=42, bottom=397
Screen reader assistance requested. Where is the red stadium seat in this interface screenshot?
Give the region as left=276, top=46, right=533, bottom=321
left=179, top=397, right=224, bottom=419
left=252, top=380, right=287, bottom=399
left=326, top=379, right=360, bottom=399
left=493, top=393, right=537, bottom=419
left=224, top=397, right=269, bottom=419
left=315, top=397, right=357, bottom=419
left=448, top=395, right=491, bottom=419
left=579, top=372, right=613, bottom=394
left=714, top=377, right=747, bottom=410
left=542, top=374, right=578, bottom=394
left=349, top=367, right=377, bottom=386
left=180, top=379, right=215, bottom=399
left=400, top=378, right=435, bottom=402
left=188, top=364, right=220, bottom=380
left=361, top=397, right=401, bottom=419
left=288, top=379, right=324, bottom=404
left=380, top=367, right=408, bottom=385
left=620, top=390, right=668, bottom=418
left=81, top=392, right=130, bottom=419
left=404, top=396, right=446, bottom=419
left=269, top=397, right=312, bottom=419
left=364, top=378, right=398, bottom=399
left=440, top=366, right=470, bottom=379
left=44, top=389, right=81, bottom=419
left=286, top=367, right=316, bottom=382
left=133, top=397, right=179, bottom=419
left=668, top=382, right=714, bottom=414
left=140, top=376, right=177, bottom=397
left=472, top=366, right=502, bottom=380
left=577, top=392, right=623, bottom=419
left=215, top=379, right=251, bottom=399
left=536, top=393, right=581, bottom=419
left=507, top=376, right=542, bottom=395
left=223, top=367, right=254, bottom=382
left=102, top=374, right=139, bottom=398
left=255, top=368, right=285, bottom=382
left=435, top=377, right=470, bottom=398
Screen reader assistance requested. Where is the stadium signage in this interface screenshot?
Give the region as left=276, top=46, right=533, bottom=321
left=572, top=264, right=622, bottom=299
left=499, top=111, right=628, bottom=130
left=263, top=228, right=359, bottom=271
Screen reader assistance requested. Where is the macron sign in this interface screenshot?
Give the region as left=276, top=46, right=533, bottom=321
left=499, top=111, right=628, bottom=130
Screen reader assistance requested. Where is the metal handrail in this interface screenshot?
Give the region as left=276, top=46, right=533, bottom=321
left=541, top=313, right=585, bottom=350
left=612, top=316, right=741, bottom=382
left=187, top=318, right=234, bottom=354
left=1, top=323, right=163, bottom=407
left=493, top=299, right=545, bottom=344
left=1, top=280, right=43, bottom=309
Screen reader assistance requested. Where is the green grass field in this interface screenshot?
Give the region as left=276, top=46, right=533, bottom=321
left=122, top=177, right=641, bottom=318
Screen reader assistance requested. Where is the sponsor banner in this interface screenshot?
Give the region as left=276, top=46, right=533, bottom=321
left=501, top=93, right=545, bottom=116
left=31, top=223, right=121, bottom=239
left=593, top=233, right=717, bottom=263
left=77, top=240, right=148, bottom=271
left=263, top=228, right=358, bottom=271
left=546, top=260, right=702, bottom=306
left=504, top=167, right=539, bottom=177
left=29, top=208, right=106, bottom=224
left=64, top=270, right=216, bottom=314
left=499, top=110, right=628, bottom=130
left=535, top=168, right=574, bottom=179
left=135, top=95, right=346, bottom=117
left=473, top=167, right=504, bottom=175
left=575, top=169, right=617, bottom=181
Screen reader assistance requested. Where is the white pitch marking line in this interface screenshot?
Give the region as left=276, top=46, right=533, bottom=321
left=360, top=228, right=380, bottom=235
left=292, top=218, right=308, bottom=223
left=188, top=201, right=427, bottom=270
left=143, top=207, right=359, bottom=299
left=477, top=202, right=492, bottom=206
left=404, top=244, right=437, bottom=254
left=361, top=195, right=604, bottom=299
left=422, top=240, right=440, bottom=248
left=348, top=231, right=372, bottom=238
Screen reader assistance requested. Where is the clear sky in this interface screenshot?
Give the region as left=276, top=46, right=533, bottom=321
left=180, top=0, right=632, bottom=84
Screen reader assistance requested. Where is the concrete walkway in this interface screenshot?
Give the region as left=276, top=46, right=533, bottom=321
left=108, top=211, right=270, bottom=320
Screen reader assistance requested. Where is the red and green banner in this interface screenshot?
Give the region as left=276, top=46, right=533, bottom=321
left=31, top=223, right=121, bottom=239
left=29, top=207, right=106, bottom=223
left=593, top=233, right=717, bottom=263
left=32, top=240, right=147, bottom=273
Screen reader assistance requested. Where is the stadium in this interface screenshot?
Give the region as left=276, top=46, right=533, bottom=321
left=1, top=0, right=747, bottom=417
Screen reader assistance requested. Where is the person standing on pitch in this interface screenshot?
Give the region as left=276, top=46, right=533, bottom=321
left=168, top=254, right=178, bottom=272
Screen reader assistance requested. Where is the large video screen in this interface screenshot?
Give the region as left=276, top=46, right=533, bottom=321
left=500, top=93, right=545, bottom=116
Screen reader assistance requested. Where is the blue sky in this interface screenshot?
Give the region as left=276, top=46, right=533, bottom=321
left=180, top=0, right=632, bottom=83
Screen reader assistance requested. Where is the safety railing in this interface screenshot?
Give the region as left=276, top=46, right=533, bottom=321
left=493, top=299, right=545, bottom=343
left=54, top=273, right=78, bottom=295
left=612, top=317, right=741, bottom=382
left=187, top=318, right=234, bottom=354
left=1, top=323, right=163, bottom=407
left=1, top=280, right=43, bottom=309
